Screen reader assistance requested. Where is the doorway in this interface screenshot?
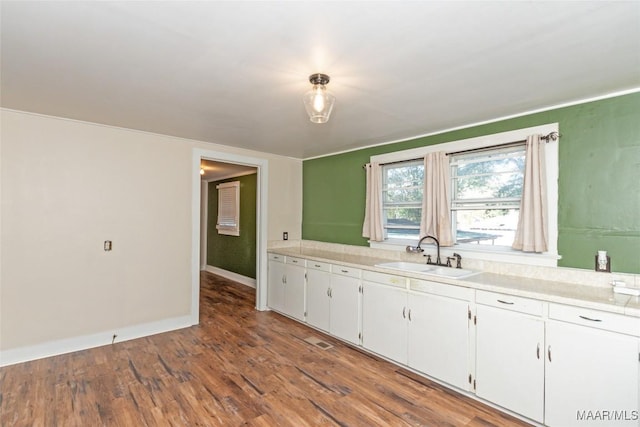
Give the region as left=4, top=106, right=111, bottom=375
left=200, top=160, right=257, bottom=286
left=191, top=148, right=269, bottom=325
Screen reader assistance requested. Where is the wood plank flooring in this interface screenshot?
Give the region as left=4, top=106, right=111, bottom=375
left=0, top=272, right=532, bottom=426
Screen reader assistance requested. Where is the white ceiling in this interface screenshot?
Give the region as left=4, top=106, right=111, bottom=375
left=2, top=1, right=639, bottom=160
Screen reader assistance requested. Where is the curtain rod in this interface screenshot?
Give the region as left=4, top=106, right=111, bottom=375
left=362, top=132, right=560, bottom=168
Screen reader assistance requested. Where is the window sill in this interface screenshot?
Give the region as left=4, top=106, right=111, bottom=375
left=370, top=240, right=560, bottom=267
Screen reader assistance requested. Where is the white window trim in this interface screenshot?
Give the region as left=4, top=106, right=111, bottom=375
left=216, top=181, right=240, bottom=236
left=368, top=123, right=560, bottom=267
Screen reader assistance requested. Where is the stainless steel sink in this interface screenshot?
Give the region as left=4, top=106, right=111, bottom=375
left=375, top=261, right=479, bottom=279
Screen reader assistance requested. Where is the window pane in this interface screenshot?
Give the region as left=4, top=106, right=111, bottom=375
left=453, top=149, right=525, bottom=202
left=383, top=161, right=423, bottom=240
left=451, top=146, right=525, bottom=247
left=454, top=208, right=519, bottom=246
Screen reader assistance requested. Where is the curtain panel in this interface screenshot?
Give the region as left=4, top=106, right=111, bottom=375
left=421, top=152, right=454, bottom=246
left=512, top=134, right=548, bottom=252
left=362, top=162, right=384, bottom=241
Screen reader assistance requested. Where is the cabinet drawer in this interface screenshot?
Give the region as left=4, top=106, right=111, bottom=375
left=410, top=279, right=473, bottom=301
left=549, top=303, right=640, bottom=337
left=476, top=290, right=543, bottom=316
left=268, top=253, right=285, bottom=262
left=286, top=256, right=306, bottom=267
left=362, top=270, right=406, bottom=288
left=331, top=265, right=361, bottom=278
left=307, top=260, right=331, bottom=272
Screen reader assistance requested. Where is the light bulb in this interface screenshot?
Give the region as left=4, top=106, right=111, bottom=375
left=312, top=86, right=325, bottom=112
left=200, top=168, right=205, bottom=175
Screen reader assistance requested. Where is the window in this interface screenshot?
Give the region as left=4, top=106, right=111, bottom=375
left=368, top=124, right=559, bottom=267
left=216, top=181, right=240, bottom=236
left=450, top=145, right=525, bottom=246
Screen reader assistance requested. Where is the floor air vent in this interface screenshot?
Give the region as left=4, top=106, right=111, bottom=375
left=304, top=336, right=334, bottom=350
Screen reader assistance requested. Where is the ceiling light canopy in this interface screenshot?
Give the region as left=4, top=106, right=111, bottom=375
left=303, top=73, right=335, bottom=124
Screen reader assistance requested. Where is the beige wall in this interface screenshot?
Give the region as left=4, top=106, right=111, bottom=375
left=0, top=109, right=302, bottom=354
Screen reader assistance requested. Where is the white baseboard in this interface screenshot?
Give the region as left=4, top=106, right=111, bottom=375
left=204, top=265, right=256, bottom=288
left=0, top=315, right=193, bottom=367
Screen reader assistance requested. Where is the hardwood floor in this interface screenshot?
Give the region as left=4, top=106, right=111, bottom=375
left=0, top=272, right=532, bottom=426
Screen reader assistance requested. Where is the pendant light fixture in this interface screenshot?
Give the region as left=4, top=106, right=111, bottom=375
left=303, top=73, right=335, bottom=124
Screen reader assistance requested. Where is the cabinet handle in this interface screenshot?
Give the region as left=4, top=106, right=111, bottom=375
left=327, top=288, right=330, bottom=297
left=402, top=307, right=406, bottom=319
left=408, top=309, right=412, bottom=321
left=578, top=315, right=602, bottom=322
left=548, top=345, right=552, bottom=362
left=497, top=299, right=514, bottom=305
left=314, top=264, right=321, bottom=268
left=536, top=343, right=540, bottom=360
left=341, top=269, right=349, bottom=273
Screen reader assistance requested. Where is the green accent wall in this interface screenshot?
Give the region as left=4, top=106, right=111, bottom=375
left=303, top=93, right=640, bottom=273
left=207, top=173, right=257, bottom=279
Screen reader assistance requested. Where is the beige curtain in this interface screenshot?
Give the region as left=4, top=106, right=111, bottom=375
left=420, top=152, right=454, bottom=246
left=512, top=134, right=548, bottom=252
left=362, top=162, right=384, bottom=241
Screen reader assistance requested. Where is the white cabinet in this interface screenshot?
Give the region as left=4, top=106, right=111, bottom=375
left=362, top=280, right=408, bottom=364
left=362, top=274, right=473, bottom=390
left=305, top=261, right=331, bottom=332
left=267, top=254, right=305, bottom=321
left=283, top=257, right=306, bottom=321
left=545, top=304, right=640, bottom=427
left=267, top=254, right=286, bottom=313
left=475, top=291, right=545, bottom=423
left=329, top=265, right=362, bottom=345
left=408, top=280, right=473, bottom=391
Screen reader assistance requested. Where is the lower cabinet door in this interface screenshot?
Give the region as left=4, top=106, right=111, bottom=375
left=306, top=268, right=331, bottom=332
left=361, top=282, right=407, bottom=364
left=408, top=292, right=470, bottom=391
left=475, top=305, right=545, bottom=423
left=545, top=320, right=640, bottom=427
left=283, top=264, right=306, bottom=321
left=267, top=260, right=285, bottom=313
left=329, top=275, right=361, bottom=345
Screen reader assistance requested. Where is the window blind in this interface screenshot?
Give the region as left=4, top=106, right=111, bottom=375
left=216, top=181, right=240, bottom=236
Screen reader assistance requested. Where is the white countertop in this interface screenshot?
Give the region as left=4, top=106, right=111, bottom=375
left=269, top=247, right=639, bottom=318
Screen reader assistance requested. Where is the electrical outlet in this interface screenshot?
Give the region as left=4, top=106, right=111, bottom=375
left=283, top=232, right=288, bottom=240
left=104, top=240, right=112, bottom=251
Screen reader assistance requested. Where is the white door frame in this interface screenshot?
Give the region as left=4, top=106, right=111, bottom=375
left=191, top=148, right=269, bottom=324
